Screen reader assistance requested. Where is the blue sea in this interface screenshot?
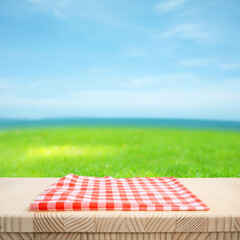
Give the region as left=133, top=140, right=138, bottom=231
left=0, top=118, right=240, bottom=131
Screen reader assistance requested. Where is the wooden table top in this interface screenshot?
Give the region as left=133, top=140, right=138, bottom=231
left=0, top=178, right=239, bottom=233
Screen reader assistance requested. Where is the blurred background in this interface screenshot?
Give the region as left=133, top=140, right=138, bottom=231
left=0, top=0, right=239, bottom=177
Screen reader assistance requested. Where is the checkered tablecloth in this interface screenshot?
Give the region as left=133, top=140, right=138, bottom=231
left=30, top=174, right=209, bottom=211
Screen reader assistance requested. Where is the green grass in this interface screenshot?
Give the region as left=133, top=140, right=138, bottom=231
left=0, top=127, right=239, bottom=177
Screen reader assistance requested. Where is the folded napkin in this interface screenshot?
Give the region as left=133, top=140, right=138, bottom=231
left=30, top=173, right=209, bottom=211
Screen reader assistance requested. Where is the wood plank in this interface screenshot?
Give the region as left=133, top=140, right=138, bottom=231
left=0, top=178, right=54, bottom=233
left=94, top=212, right=125, bottom=232
left=34, top=212, right=64, bottom=232
left=125, top=212, right=145, bottom=232
left=34, top=233, right=80, bottom=240
left=34, top=233, right=172, bottom=240
left=0, top=178, right=239, bottom=233
left=1, top=232, right=237, bottom=240
left=64, top=212, right=94, bottom=233
left=175, top=214, right=207, bottom=232
left=0, top=233, right=34, bottom=240
left=171, top=232, right=240, bottom=240
left=145, top=212, right=175, bottom=232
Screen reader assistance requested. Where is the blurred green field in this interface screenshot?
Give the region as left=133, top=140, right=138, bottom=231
left=0, top=127, right=239, bottom=177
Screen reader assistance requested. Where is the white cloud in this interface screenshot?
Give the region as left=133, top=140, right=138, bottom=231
left=125, top=77, right=157, bottom=89
left=162, top=24, right=208, bottom=40
left=179, top=58, right=218, bottom=67
left=26, top=0, right=83, bottom=19
left=157, top=72, right=197, bottom=82
left=117, top=73, right=200, bottom=90
left=220, top=63, right=240, bottom=70
left=26, top=0, right=139, bottom=28
left=1, top=88, right=238, bottom=109
left=0, top=80, right=18, bottom=89
left=27, top=0, right=63, bottom=15
left=155, top=0, right=188, bottom=13
left=1, top=78, right=240, bottom=120
left=224, top=78, right=240, bottom=88
left=122, top=46, right=150, bottom=58
left=179, top=59, right=240, bottom=69
left=0, top=80, right=38, bottom=90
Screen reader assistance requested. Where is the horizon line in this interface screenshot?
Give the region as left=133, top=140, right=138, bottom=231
left=0, top=117, right=240, bottom=123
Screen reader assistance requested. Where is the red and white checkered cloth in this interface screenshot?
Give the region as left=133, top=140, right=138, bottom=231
left=30, top=174, right=209, bottom=211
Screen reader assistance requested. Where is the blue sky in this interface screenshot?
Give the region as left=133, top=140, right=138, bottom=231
left=0, top=0, right=240, bottom=120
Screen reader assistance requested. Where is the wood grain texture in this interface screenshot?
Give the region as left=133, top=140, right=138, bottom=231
left=64, top=212, right=94, bottom=233
left=0, top=215, right=32, bottom=233
left=175, top=214, right=207, bottom=232
left=171, top=232, right=240, bottom=240
left=34, top=212, right=64, bottom=232
left=125, top=212, right=145, bottom=233
left=145, top=212, right=175, bottom=232
left=0, top=233, right=33, bottom=240
left=34, top=233, right=80, bottom=240
left=0, top=178, right=239, bottom=234
left=94, top=212, right=125, bottom=232
left=34, top=233, right=173, bottom=240
left=1, top=233, right=238, bottom=240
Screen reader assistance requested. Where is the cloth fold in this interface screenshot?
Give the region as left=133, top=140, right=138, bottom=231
left=30, top=173, right=209, bottom=211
